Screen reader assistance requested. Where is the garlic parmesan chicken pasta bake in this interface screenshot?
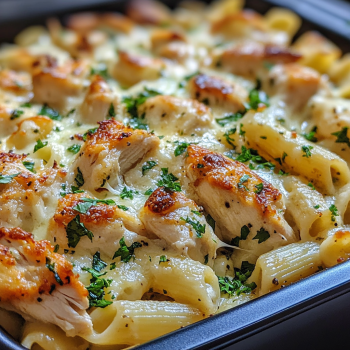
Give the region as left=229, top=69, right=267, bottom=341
left=1, top=0, right=350, bottom=348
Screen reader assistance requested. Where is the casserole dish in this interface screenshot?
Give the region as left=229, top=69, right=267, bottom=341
left=1, top=0, right=350, bottom=349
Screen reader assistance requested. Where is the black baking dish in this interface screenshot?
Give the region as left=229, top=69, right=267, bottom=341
left=1, top=1, right=350, bottom=349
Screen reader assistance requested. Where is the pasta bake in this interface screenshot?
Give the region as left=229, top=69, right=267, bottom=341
left=0, top=0, right=350, bottom=349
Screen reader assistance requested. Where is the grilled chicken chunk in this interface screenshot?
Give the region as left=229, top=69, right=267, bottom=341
left=188, top=74, right=248, bottom=113
left=0, top=227, right=92, bottom=337
left=138, top=95, right=213, bottom=135
left=185, top=145, right=295, bottom=257
left=217, top=42, right=301, bottom=79
left=113, top=51, right=165, bottom=87
left=264, top=63, right=321, bottom=111
left=80, top=75, right=116, bottom=124
left=0, top=152, right=66, bottom=232
left=50, top=192, right=147, bottom=255
left=32, top=55, right=88, bottom=110
left=140, top=187, right=218, bottom=266
left=73, top=120, right=159, bottom=191
left=7, top=116, right=54, bottom=150
left=126, top=0, right=171, bottom=25
left=0, top=69, right=32, bottom=95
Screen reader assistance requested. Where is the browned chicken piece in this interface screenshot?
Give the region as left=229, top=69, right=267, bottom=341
left=185, top=145, right=296, bottom=257
left=0, top=105, right=21, bottom=138
left=188, top=74, right=248, bottom=112
left=113, top=51, right=165, bottom=87
left=47, top=18, right=108, bottom=58
left=140, top=187, right=219, bottom=266
left=66, top=12, right=134, bottom=34
left=217, top=42, right=301, bottom=79
left=211, top=10, right=288, bottom=46
left=7, top=116, right=54, bottom=150
left=0, top=69, right=32, bottom=94
left=50, top=193, right=147, bottom=256
left=126, top=0, right=171, bottom=25
left=264, top=63, right=321, bottom=111
left=80, top=75, right=116, bottom=124
left=138, top=95, right=213, bottom=135
left=0, top=152, right=66, bottom=232
left=0, top=47, right=37, bottom=72
left=150, top=29, right=186, bottom=53
left=0, top=227, right=92, bottom=336
left=32, top=55, right=89, bottom=110
left=73, top=120, right=159, bottom=191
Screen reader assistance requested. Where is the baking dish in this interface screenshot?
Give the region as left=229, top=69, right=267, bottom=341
left=1, top=0, right=350, bottom=349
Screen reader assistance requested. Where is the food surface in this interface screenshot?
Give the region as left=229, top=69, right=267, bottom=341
left=1, top=0, right=350, bottom=349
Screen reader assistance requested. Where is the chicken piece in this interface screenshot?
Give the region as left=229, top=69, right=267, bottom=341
left=47, top=18, right=107, bottom=58
left=80, top=75, right=115, bottom=124
left=66, top=12, right=134, bottom=34
left=126, top=0, right=171, bottom=25
left=0, top=227, right=92, bottom=337
left=113, top=51, right=165, bottom=87
left=217, top=42, right=301, bottom=79
left=264, top=63, right=321, bottom=111
left=150, top=29, right=186, bottom=54
left=50, top=193, right=146, bottom=256
left=0, top=69, right=32, bottom=94
left=0, top=104, right=21, bottom=138
left=73, top=120, right=159, bottom=191
left=7, top=116, right=54, bottom=150
left=185, top=145, right=295, bottom=256
left=310, top=96, right=350, bottom=140
left=211, top=10, right=288, bottom=46
left=0, top=152, right=66, bottom=233
left=188, top=74, right=248, bottom=112
left=138, top=95, right=213, bottom=135
left=0, top=47, right=37, bottom=72
left=32, top=56, right=88, bottom=110
left=140, top=187, right=218, bottom=266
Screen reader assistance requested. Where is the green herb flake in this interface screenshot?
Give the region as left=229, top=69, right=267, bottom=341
left=66, top=215, right=94, bottom=248
left=33, top=139, right=48, bottom=153
left=90, top=64, right=109, bottom=79
left=174, top=142, right=191, bottom=157
left=260, top=136, right=267, bottom=139
left=282, top=152, right=288, bottom=162
left=157, top=168, right=181, bottom=192
left=38, top=104, right=62, bottom=121
left=206, top=214, right=215, bottom=231
left=180, top=216, right=206, bottom=238
left=10, top=109, right=24, bottom=120
left=329, top=204, right=339, bottom=222
left=331, top=127, right=350, bottom=147
left=302, top=126, right=318, bottom=142
left=197, top=163, right=204, bottom=168
left=302, top=145, right=313, bottom=158
left=20, top=102, right=32, bottom=108
left=0, top=172, right=21, bottom=184
left=22, top=161, right=36, bottom=173
left=239, top=123, right=245, bottom=137
left=223, top=128, right=236, bottom=148
left=117, top=205, right=129, bottom=211
left=144, top=188, right=154, bottom=196
left=252, top=227, right=270, bottom=244
left=67, top=144, right=81, bottom=154
left=254, top=183, right=264, bottom=194
left=92, top=251, right=107, bottom=272
left=204, top=254, right=209, bottom=265
left=83, top=127, right=98, bottom=141
left=46, top=257, right=64, bottom=285
left=120, top=186, right=135, bottom=200
left=75, top=168, right=84, bottom=188
left=237, top=174, right=250, bottom=190
left=308, top=182, right=316, bottom=190
left=215, top=112, right=245, bottom=127
left=247, top=89, right=270, bottom=110
left=159, top=255, right=168, bottom=264
left=113, top=237, right=142, bottom=262
left=53, top=244, right=59, bottom=253
left=107, top=103, right=115, bottom=118
left=142, top=160, right=157, bottom=175
left=314, top=205, right=320, bottom=209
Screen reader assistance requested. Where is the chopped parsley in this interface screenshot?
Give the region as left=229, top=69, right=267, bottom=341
left=90, top=64, right=109, bottom=79
left=282, top=152, right=288, bottom=162
left=302, top=145, right=313, bottom=158
left=223, top=128, right=236, bottom=148
left=180, top=216, right=206, bottom=238
left=204, top=254, right=209, bottom=265
left=113, top=237, right=142, bottom=262
left=237, top=174, right=250, bottom=190
left=159, top=255, right=168, bottom=264
left=67, top=144, right=81, bottom=154
left=66, top=215, right=94, bottom=248
left=142, top=160, right=157, bottom=175
left=53, top=244, right=59, bottom=253
left=254, top=183, right=264, bottom=194
left=252, top=227, right=270, bottom=244
left=302, top=126, right=318, bottom=142
left=75, top=168, right=84, bottom=188
left=22, top=161, right=36, bottom=173
left=331, top=127, right=350, bottom=147
left=33, top=139, right=48, bottom=153
left=144, top=188, right=154, bottom=196
left=83, top=127, right=98, bottom=141
left=38, top=104, right=62, bottom=121
left=117, top=205, right=129, bottom=211
left=120, top=186, right=136, bottom=200
left=46, top=257, right=63, bottom=285
left=329, top=204, right=339, bottom=222
left=107, top=103, right=115, bottom=118
left=206, top=214, right=216, bottom=231
left=92, top=251, right=108, bottom=272
left=10, top=109, right=24, bottom=120
left=239, top=123, right=246, bottom=137
left=308, top=182, right=316, bottom=190
left=174, top=141, right=192, bottom=157
left=73, top=198, right=116, bottom=214
left=191, top=210, right=202, bottom=216
left=234, top=146, right=275, bottom=170
left=215, top=112, right=245, bottom=127
left=157, top=168, right=181, bottom=192
left=0, top=172, right=21, bottom=184
left=197, top=163, right=204, bottom=168
left=314, top=205, right=320, bottom=209
left=20, top=102, right=32, bottom=108
left=231, top=225, right=250, bottom=247
left=247, top=88, right=269, bottom=110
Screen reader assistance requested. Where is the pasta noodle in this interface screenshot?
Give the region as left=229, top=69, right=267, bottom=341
left=0, top=0, right=349, bottom=348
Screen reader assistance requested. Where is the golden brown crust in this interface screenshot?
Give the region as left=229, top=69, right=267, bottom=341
left=0, top=226, right=87, bottom=301
left=186, top=145, right=282, bottom=216
left=0, top=69, right=32, bottom=93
